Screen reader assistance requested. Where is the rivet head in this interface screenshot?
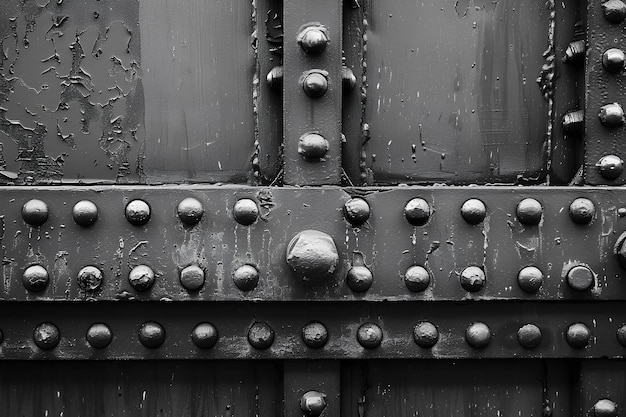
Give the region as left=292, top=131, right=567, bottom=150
left=286, top=230, right=339, bottom=284
left=233, top=264, right=260, bottom=292
left=404, top=198, right=431, bottom=226
left=567, top=265, right=595, bottom=291
left=86, top=323, right=113, bottom=349
left=461, top=198, right=486, bottom=225
left=233, top=198, right=259, bottom=225
left=139, top=321, right=165, bottom=348
left=22, top=265, right=49, bottom=292
left=266, top=65, right=283, bottom=92
left=465, top=322, right=491, bottom=348
left=617, top=324, right=626, bottom=346
left=77, top=266, right=103, bottom=291
left=344, top=198, right=370, bottom=226
left=562, top=110, right=585, bottom=137
left=569, top=198, right=595, bottom=224
left=460, top=266, right=486, bottom=292
left=72, top=200, right=98, bottom=227
left=357, top=323, right=383, bottom=349
left=599, top=103, right=625, bottom=128
left=191, top=322, right=218, bottom=349
left=301, top=321, right=329, bottom=348
left=517, top=324, right=542, bottom=349
left=347, top=266, right=373, bottom=292
left=597, top=155, right=624, bottom=180
left=300, top=391, right=327, bottom=417
left=563, top=40, right=585, bottom=66
left=603, top=48, right=626, bottom=73
left=594, top=399, right=618, bottom=417
left=566, top=322, right=591, bottom=348
left=34, top=322, right=60, bottom=350
left=516, top=198, right=543, bottom=225
left=413, top=322, right=439, bottom=348
left=342, top=66, right=357, bottom=92
left=298, top=133, right=329, bottom=160
left=298, top=27, right=329, bottom=54
left=179, top=265, right=205, bottom=291
left=248, top=322, right=274, bottom=349
left=125, top=199, right=151, bottom=226
left=517, top=266, right=544, bottom=293
left=404, top=265, right=431, bottom=293
left=177, top=198, right=204, bottom=226
left=302, top=72, right=328, bottom=98
left=128, top=265, right=155, bottom=292
left=22, top=199, right=49, bottom=226
left=602, top=0, right=626, bottom=23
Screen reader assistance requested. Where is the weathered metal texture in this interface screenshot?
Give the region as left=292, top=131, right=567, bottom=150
left=577, top=360, right=626, bottom=417
left=284, top=362, right=339, bottom=417
left=282, top=0, right=342, bottom=185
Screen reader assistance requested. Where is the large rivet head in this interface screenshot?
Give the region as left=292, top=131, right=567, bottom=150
left=347, top=266, right=373, bottom=292
left=460, top=266, right=486, bottom=292
left=404, top=198, right=431, bottom=226
left=517, top=324, right=542, bottom=349
left=465, top=322, right=491, bottom=348
left=233, top=198, right=259, bottom=225
left=599, top=103, right=625, bottom=128
left=286, top=230, right=339, bottom=284
left=139, top=321, right=165, bottom=348
left=404, top=265, right=431, bottom=293
left=357, top=323, right=383, bottom=349
left=344, top=198, right=370, bottom=226
left=516, top=198, right=543, bottom=225
left=128, top=265, right=155, bottom=291
left=34, top=322, right=60, bottom=350
left=413, top=322, right=439, bottom=348
left=22, top=199, right=49, bottom=226
left=566, top=322, right=591, bottom=348
left=86, top=323, right=113, bottom=349
left=72, top=200, right=98, bottom=227
left=77, top=266, right=103, bottom=292
left=179, top=265, right=205, bottom=291
left=177, top=198, right=204, bottom=226
left=297, top=26, right=329, bottom=54
left=617, top=324, right=626, bottom=346
left=569, top=198, right=595, bottom=224
left=248, top=322, right=274, bottom=349
left=266, top=65, right=283, bottom=93
left=461, top=199, right=487, bottom=225
left=597, top=155, right=624, bottom=180
left=300, top=391, right=327, bottom=417
left=233, top=264, right=260, bottom=292
left=302, top=71, right=329, bottom=98
left=603, top=48, right=626, bottom=73
left=125, top=199, right=151, bottom=226
left=302, top=321, right=328, bottom=348
left=298, top=133, right=329, bottom=160
left=594, top=399, right=618, bottom=417
left=22, top=265, right=49, bottom=292
left=517, top=266, right=544, bottom=293
left=191, top=323, right=218, bottom=349
left=602, top=0, right=626, bottom=23
left=567, top=265, right=595, bottom=291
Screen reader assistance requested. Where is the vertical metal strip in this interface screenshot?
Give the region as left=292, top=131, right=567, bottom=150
left=283, top=0, right=343, bottom=185
left=283, top=361, right=341, bottom=417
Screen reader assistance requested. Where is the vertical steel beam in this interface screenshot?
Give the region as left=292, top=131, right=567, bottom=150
left=283, top=0, right=343, bottom=185
left=283, top=361, right=340, bottom=417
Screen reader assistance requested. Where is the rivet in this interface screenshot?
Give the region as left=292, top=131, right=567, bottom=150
left=347, top=265, right=373, bottom=292
left=233, top=264, right=260, bottom=292
left=86, top=323, right=113, bottom=349
left=301, top=321, right=329, bottom=348
left=343, top=198, right=370, bottom=226
left=413, top=322, right=439, bottom=348
left=603, top=48, right=626, bottom=73
left=233, top=198, right=259, bottom=225
left=22, top=199, right=49, bottom=226
left=594, top=399, right=618, bottom=417
left=191, top=322, right=218, bottom=349
left=72, top=200, right=98, bottom=227
left=357, top=323, right=383, bottom=349
left=266, top=65, right=283, bottom=93
left=404, top=265, right=431, bottom=293
left=517, top=324, right=542, bottom=349
left=179, top=265, right=205, bottom=291
left=342, top=66, right=357, bottom=92
left=302, top=71, right=328, bottom=98
left=569, top=198, right=595, bottom=224
left=566, top=265, right=594, bottom=291
left=562, top=110, right=584, bottom=137
left=300, top=391, right=327, bottom=417
left=22, top=265, right=49, bottom=292
left=34, top=322, right=60, bottom=350
left=139, top=321, right=166, bottom=348
left=562, top=40, right=585, bottom=66
left=461, top=198, right=487, bottom=225
left=599, top=103, right=625, bottom=128
left=597, top=155, right=624, bottom=180
left=77, top=266, right=103, bottom=292
left=404, top=198, right=431, bottom=226
left=460, top=266, right=486, bottom=292
left=125, top=199, right=151, bottom=226
left=128, top=265, right=155, bottom=291
left=177, top=198, right=204, bottom=226
left=566, top=322, right=591, bottom=348
left=248, top=322, right=274, bottom=349
left=516, top=198, right=543, bottom=225
left=602, top=0, right=626, bottom=23
left=465, top=322, right=491, bottom=348
left=298, top=133, right=329, bottom=160
left=297, top=27, right=329, bottom=54
left=517, top=266, right=544, bottom=293
left=617, top=324, right=626, bottom=346
left=286, top=230, right=339, bottom=284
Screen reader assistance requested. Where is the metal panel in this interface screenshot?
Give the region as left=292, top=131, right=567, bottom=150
left=576, top=360, right=626, bottom=417
left=284, top=362, right=340, bottom=417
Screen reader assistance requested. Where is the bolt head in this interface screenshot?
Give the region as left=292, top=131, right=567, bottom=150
left=300, top=391, right=327, bottom=417
left=177, top=198, right=204, bottom=226
left=179, top=265, right=205, bottom=291
left=248, top=322, right=274, bottom=349
left=344, top=198, right=370, bottom=226
left=22, top=265, right=49, bottom=292
left=128, top=265, right=155, bottom=292
left=413, top=322, right=439, bottom=348
left=298, top=133, right=329, bottom=160
left=597, top=155, right=624, bottom=180
left=460, top=266, right=486, bottom=292
left=302, top=72, right=328, bottom=98
left=34, top=322, right=60, bottom=350
left=404, top=265, right=431, bottom=292
left=461, top=198, right=487, bottom=225
left=603, top=48, right=626, bottom=73
left=562, top=110, right=585, bottom=136
left=465, top=322, right=491, bottom=348
left=357, top=323, right=383, bottom=349
left=125, top=199, right=151, bottom=226
left=602, top=0, right=626, bottom=23
left=191, top=323, right=218, bottom=349
left=517, top=324, right=542, bottom=349
left=286, top=230, right=339, bottom=284
left=86, top=323, right=113, bottom=349
left=569, top=198, right=595, bottom=224
left=404, top=198, right=431, bottom=226
left=594, top=399, right=618, bottom=417
left=139, top=321, right=166, bottom=348
left=567, top=265, right=594, bottom=291
left=599, top=103, right=625, bottom=128
left=302, top=321, right=329, bottom=348
left=342, top=66, right=357, bottom=92
left=298, top=27, right=329, bottom=54
left=517, top=266, right=544, bottom=293
left=347, top=266, right=373, bottom=292
left=233, top=264, right=260, bottom=292
left=233, top=198, right=259, bottom=225
left=22, top=199, right=49, bottom=226
left=516, top=198, right=543, bottom=225
left=72, top=200, right=98, bottom=227
left=566, top=322, right=591, bottom=348
left=77, top=266, right=103, bottom=291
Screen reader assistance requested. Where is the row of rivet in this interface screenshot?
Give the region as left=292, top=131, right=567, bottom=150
left=21, top=320, right=626, bottom=351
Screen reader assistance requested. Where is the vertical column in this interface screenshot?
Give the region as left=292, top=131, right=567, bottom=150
left=283, top=0, right=343, bottom=185
left=284, top=361, right=340, bottom=417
